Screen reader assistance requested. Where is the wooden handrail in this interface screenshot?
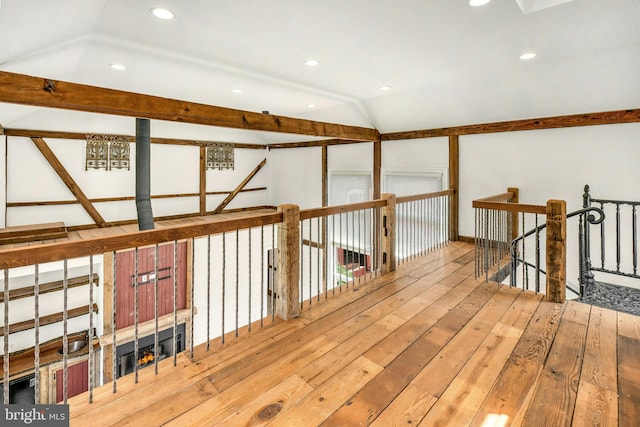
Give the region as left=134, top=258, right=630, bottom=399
left=396, top=189, right=454, bottom=204
left=0, top=212, right=282, bottom=269
left=472, top=191, right=546, bottom=215
left=300, top=199, right=387, bottom=221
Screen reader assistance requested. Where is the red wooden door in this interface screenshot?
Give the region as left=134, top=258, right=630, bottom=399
left=56, top=360, right=88, bottom=402
left=115, top=241, right=187, bottom=329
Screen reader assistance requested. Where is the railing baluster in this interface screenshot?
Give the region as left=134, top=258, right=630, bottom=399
left=317, top=217, right=321, bottom=299
left=3, top=269, right=8, bottom=405
left=634, top=206, right=638, bottom=275
left=34, top=264, right=40, bottom=404
left=235, top=231, right=239, bottom=338
left=521, top=212, right=526, bottom=291
left=260, top=226, right=265, bottom=327
left=616, top=203, right=621, bottom=272
left=112, top=252, right=117, bottom=393
left=173, top=240, right=178, bottom=366
left=88, top=256, right=94, bottom=401
left=63, top=259, right=68, bottom=402
left=600, top=202, right=605, bottom=269
left=206, top=235, right=211, bottom=350
left=190, top=237, right=195, bottom=359
left=154, top=244, right=159, bottom=373
left=221, top=232, right=226, bottom=343
left=309, top=219, right=312, bottom=301
left=535, top=214, right=540, bottom=293
left=300, top=219, right=304, bottom=306
left=249, top=227, right=253, bottom=330
left=133, top=249, right=139, bottom=384
left=271, top=225, right=276, bottom=322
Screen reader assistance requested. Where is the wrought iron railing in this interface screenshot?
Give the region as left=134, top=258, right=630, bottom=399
left=583, top=185, right=640, bottom=281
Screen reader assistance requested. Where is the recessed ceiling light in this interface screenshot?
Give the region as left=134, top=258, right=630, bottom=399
left=520, top=52, right=537, bottom=60
left=305, top=59, right=319, bottom=67
left=469, top=0, right=491, bottom=6
left=379, top=85, right=392, bottom=91
left=307, top=104, right=316, bottom=108
left=231, top=88, right=243, bottom=94
left=109, top=63, right=126, bottom=71
left=150, top=7, right=175, bottom=20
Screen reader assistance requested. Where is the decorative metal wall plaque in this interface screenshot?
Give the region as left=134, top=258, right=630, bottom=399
left=85, top=134, right=131, bottom=171
left=109, top=137, right=131, bottom=170
left=206, top=143, right=234, bottom=170
left=85, top=135, right=109, bottom=170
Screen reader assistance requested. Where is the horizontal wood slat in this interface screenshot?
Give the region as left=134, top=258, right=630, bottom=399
left=0, top=304, right=98, bottom=336
left=6, top=188, right=267, bottom=208
left=0, top=273, right=99, bottom=304
left=300, top=199, right=387, bottom=221
left=4, top=128, right=266, bottom=149
left=0, top=71, right=379, bottom=141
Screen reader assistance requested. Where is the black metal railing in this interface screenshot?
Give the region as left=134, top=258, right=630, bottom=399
left=510, top=205, right=604, bottom=297
left=583, top=185, right=640, bottom=281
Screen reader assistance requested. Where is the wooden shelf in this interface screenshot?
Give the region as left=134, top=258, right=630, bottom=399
left=0, top=222, right=67, bottom=245
left=0, top=273, right=99, bottom=304
left=0, top=304, right=98, bottom=336
left=0, top=331, right=98, bottom=380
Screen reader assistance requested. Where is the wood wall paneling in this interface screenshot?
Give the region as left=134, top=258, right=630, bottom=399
left=114, top=242, right=188, bottom=329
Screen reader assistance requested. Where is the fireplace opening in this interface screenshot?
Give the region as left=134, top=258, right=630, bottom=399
left=115, top=324, right=185, bottom=378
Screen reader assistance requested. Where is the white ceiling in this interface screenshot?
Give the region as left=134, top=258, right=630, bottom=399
left=1, top=0, right=639, bottom=142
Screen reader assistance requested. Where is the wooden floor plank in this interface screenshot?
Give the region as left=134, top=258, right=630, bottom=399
left=130, top=334, right=337, bottom=427
left=470, top=300, right=565, bottom=427
left=572, top=306, right=619, bottom=426
left=215, top=375, right=313, bottom=426
left=617, top=334, right=640, bottom=426
left=417, top=290, right=542, bottom=426
left=321, top=283, right=500, bottom=426
left=268, top=356, right=383, bottom=426
left=522, top=301, right=591, bottom=426
left=364, top=274, right=482, bottom=367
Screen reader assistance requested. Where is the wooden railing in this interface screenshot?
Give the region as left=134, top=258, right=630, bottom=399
left=0, top=190, right=452, bottom=405
left=473, top=188, right=567, bottom=303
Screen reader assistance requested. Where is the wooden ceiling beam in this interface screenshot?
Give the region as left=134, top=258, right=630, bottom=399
left=381, top=109, right=640, bottom=140
left=266, top=138, right=372, bottom=149
left=0, top=71, right=379, bottom=142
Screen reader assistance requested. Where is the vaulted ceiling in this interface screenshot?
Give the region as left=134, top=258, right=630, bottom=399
left=1, top=0, right=639, bottom=143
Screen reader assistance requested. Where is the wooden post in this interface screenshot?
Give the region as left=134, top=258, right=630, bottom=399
left=546, top=199, right=566, bottom=303
left=381, top=193, right=396, bottom=274
left=276, top=204, right=300, bottom=320
left=508, top=187, right=520, bottom=239
left=448, top=135, right=459, bottom=241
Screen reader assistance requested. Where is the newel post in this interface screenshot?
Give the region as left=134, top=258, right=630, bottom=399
left=508, top=187, right=520, bottom=240
left=546, top=199, right=566, bottom=303
left=381, top=193, right=396, bottom=274
left=276, top=204, right=300, bottom=320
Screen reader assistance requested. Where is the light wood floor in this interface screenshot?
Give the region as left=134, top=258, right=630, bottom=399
left=68, top=241, right=640, bottom=426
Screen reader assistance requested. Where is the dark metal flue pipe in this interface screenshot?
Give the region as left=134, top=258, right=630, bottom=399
left=136, top=118, right=154, bottom=230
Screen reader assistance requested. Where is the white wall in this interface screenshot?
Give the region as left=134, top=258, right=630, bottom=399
left=459, top=123, right=640, bottom=237
left=4, top=128, right=269, bottom=227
